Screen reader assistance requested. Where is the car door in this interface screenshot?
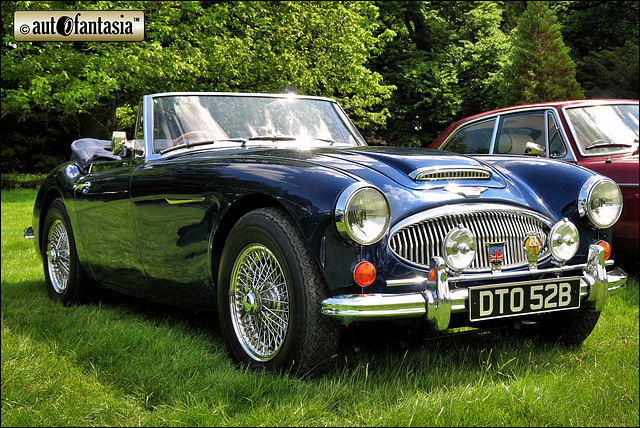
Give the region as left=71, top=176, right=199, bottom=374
left=128, top=160, right=221, bottom=304
left=74, top=159, right=146, bottom=290
left=491, top=110, right=570, bottom=159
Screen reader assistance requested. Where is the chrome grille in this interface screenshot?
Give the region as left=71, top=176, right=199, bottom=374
left=389, top=209, right=550, bottom=271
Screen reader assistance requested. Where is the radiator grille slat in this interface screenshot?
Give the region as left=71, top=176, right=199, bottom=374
left=390, top=210, right=549, bottom=271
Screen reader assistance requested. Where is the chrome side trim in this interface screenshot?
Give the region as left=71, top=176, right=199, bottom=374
left=165, top=197, right=205, bottom=205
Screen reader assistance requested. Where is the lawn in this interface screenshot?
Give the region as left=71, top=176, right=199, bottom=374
left=2, top=188, right=638, bottom=426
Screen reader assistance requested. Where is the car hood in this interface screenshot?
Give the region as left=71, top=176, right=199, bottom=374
left=167, top=145, right=594, bottom=223
left=253, top=146, right=508, bottom=190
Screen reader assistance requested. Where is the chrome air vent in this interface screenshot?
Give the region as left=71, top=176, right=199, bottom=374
left=389, top=205, right=551, bottom=272
left=410, top=167, right=492, bottom=181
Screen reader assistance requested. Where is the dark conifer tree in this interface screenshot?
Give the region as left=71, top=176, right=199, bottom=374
left=499, top=1, right=584, bottom=107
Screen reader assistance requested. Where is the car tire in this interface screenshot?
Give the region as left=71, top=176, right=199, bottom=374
left=42, top=198, right=93, bottom=305
left=218, top=207, right=340, bottom=375
left=520, top=305, right=601, bottom=346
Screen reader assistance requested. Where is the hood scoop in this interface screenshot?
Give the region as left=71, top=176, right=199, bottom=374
left=410, top=166, right=492, bottom=181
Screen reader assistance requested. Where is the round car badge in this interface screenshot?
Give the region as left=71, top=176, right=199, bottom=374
left=486, top=241, right=506, bottom=273
left=523, top=232, right=542, bottom=270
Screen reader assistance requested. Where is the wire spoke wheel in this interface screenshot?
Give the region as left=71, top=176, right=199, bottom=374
left=230, top=244, right=289, bottom=361
left=46, top=218, right=71, bottom=294
left=218, top=207, right=340, bottom=374
left=42, top=198, right=92, bottom=305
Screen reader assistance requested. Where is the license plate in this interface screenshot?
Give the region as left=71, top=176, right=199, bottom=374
left=469, top=277, right=581, bottom=322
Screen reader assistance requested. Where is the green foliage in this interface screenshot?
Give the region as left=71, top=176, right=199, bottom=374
left=577, top=40, right=640, bottom=99
left=1, top=1, right=393, bottom=173
left=366, top=1, right=508, bottom=147
left=553, top=0, right=639, bottom=99
left=1, top=173, right=48, bottom=189
left=498, top=1, right=584, bottom=107
left=552, top=0, right=639, bottom=60
left=1, top=1, right=638, bottom=172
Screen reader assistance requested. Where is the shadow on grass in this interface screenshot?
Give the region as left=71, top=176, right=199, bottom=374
left=1, top=275, right=614, bottom=385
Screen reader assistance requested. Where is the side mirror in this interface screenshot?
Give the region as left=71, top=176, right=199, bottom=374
left=524, top=142, right=544, bottom=156
left=111, top=131, right=127, bottom=155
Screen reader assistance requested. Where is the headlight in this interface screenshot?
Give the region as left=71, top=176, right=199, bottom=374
left=442, top=226, right=476, bottom=271
left=335, top=183, right=390, bottom=245
left=549, top=218, right=579, bottom=262
left=578, top=176, right=623, bottom=229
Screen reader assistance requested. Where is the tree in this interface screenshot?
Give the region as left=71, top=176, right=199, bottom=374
left=577, top=40, right=639, bottom=99
left=1, top=1, right=394, bottom=173
left=498, top=1, right=584, bottom=107
left=551, top=0, right=639, bottom=99
left=365, top=1, right=508, bottom=147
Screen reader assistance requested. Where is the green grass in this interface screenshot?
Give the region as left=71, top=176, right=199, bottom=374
left=2, top=189, right=638, bottom=426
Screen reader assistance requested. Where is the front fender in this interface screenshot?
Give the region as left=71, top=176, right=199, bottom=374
left=33, top=162, right=86, bottom=265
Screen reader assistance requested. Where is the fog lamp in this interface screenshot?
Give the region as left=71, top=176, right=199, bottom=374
left=443, top=226, right=476, bottom=271
left=550, top=218, right=579, bottom=262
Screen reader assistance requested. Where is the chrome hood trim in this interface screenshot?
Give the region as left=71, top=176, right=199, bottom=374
left=409, top=166, right=493, bottom=181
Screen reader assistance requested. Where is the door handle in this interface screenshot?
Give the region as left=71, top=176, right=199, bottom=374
left=74, top=182, right=91, bottom=195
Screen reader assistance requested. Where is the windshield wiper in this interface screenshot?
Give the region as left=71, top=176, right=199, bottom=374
left=160, top=138, right=247, bottom=154
left=247, top=135, right=338, bottom=146
left=308, top=137, right=337, bottom=146
left=585, top=140, right=633, bottom=150
left=248, top=134, right=298, bottom=141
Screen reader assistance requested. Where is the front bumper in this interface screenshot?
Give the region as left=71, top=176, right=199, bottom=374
left=321, top=244, right=628, bottom=330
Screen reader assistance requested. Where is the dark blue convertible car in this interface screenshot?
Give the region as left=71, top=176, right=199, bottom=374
left=26, top=92, right=628, bottom=374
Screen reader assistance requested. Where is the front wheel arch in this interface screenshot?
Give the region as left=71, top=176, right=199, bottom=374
left=210, top=194, right=283, bottom=290
left=217, top=207, right=340, bottom=375
left=37, top=188, right=65, bottom=255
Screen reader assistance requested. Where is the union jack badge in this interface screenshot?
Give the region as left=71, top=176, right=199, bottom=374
left=486, top=241, right=506, bottom=272
left=523, top=232, right=542, bottom=270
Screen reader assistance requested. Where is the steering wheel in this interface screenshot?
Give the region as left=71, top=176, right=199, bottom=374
left=170, top=131, right=220, bottom=148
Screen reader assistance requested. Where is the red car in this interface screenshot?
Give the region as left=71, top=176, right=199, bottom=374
left=429, top=99, right=639, bottom=266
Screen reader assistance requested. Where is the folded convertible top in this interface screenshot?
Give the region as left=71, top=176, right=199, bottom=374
left=70, top=138, right=121, bottom=170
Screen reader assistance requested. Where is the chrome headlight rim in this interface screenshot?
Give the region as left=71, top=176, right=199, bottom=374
left=335, top=182, right=391, bottom=246
left=549, top=218, right=580, bottom=262
left=578, top=176, right=623, bottom=229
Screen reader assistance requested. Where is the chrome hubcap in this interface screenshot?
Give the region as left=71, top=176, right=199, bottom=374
left=230, top=244, right=289, bottom=361
left=242, top=291, right=258, bottom=318
left=46, top=219, right=70, bottom=294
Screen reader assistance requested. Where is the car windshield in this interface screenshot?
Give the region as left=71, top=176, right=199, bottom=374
left=564, top=103, right=639, bottom=156
left=152, top=94, right=365, bottom=154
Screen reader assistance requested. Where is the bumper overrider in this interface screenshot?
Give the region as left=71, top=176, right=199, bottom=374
left=321, top=244, right=627, bottom=330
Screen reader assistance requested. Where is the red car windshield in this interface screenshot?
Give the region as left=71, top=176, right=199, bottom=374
left=564, top=103, right=639, bottom=156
